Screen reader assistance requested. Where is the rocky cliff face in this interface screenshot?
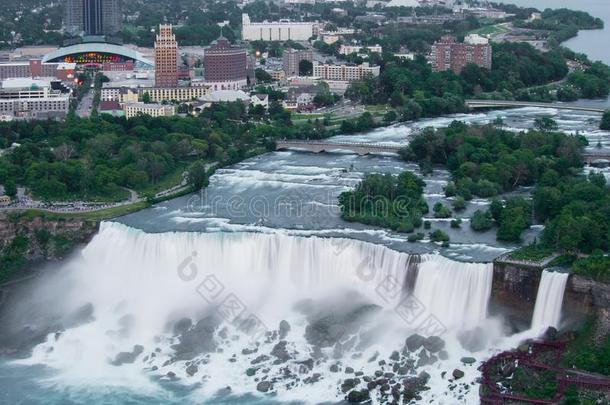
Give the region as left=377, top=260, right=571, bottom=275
left=490, top=263, right=542, bottom=331
left=491, top=261, right=610, bottom=337
left=0, top=212, right=99, bottom=272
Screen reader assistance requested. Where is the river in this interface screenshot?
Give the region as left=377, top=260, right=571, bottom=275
left=1, top=3, right=609, bottom=403
left=0, top=105, right=608, bottom=404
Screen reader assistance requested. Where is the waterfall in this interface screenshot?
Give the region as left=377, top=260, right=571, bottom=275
left=13, top=222, right=495, bottom=403
left=414, top=257, right=493, bottom=330
left=531, top=270, right=569, bottom=333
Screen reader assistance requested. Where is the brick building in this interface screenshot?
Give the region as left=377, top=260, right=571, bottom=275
left=430, top=35, right=492, bottom=74
left=204, top=38, right=248, bottom=91
left=154, top=25, right=178, bottom=87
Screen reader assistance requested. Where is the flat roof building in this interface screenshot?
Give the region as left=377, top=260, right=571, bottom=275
left=0, top=78, right=70, bottom=120
left=313, top=62, right=380, bottom=82
left=242, top=14, right=316, bottom=41
left=0, top=60, right=76, bottom=81
left=124, top=102, right=176, bottom=119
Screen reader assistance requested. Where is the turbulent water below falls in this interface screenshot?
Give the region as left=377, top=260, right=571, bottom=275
left=0, top=223, right=564, bottom=404
left=0, top=107, right=601, bottom=403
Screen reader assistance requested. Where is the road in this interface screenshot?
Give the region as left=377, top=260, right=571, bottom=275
left=76, top=91, right=94, bottom=118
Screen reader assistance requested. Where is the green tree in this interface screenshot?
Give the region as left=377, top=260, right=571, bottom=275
left=534, top=116, right=559, bottom=132
left=3, top=179, right=17, bottom=198
left=187, top=161, right=208, bottom=190
left=601, top=110, right=610, bottom=130
left=299, top=59, right=313, bottom=76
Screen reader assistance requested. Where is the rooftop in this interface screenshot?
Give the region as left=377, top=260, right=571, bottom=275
left=1, top=78, right=51, bottom=90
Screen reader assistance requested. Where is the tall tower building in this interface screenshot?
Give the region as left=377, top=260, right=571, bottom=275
left=65, top=0, right=84, bottom=35
left=154, top=25, right=179, bottom=88
left=84, top=0, right=103, bottom=36
left=102, top=0, right=121, bottom=35
left=64, top=0, right=121, bottom=36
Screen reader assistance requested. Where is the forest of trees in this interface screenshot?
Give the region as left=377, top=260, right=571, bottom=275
left=0, top=101, right=313, bottom=202
left=338, top=171, right=428, bottom=233
left=400, top=121, right=609, bottom=248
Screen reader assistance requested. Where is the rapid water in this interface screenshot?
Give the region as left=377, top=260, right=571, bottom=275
left=0, top=106, right=607, bottom=403
left=1, top=222, right=505, bottom=404
left=530, top=270, right=569, bottom=333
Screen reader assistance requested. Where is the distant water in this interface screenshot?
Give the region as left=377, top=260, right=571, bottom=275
left=498, top=0, right=610, bottom=64
left=498, top=0, right=610, bottom=106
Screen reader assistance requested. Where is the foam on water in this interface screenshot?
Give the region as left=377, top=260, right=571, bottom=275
left=12, top=222, right=518, bottom=404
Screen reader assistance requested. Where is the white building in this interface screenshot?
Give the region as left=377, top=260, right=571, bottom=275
left=241, top=14, right=316, bottom=41
left=464, top=34, right=489, bottom=45
left=339, top=44, right=383, bottom=55
left=313, top=62, right=380, bottom=82
left=284, top=0, right=316, bottom=4
left=0, top=78, right=70, bottom=119
left=124, top=102, right=176, bottom=119
left=250, top=93, right=269, bottom=109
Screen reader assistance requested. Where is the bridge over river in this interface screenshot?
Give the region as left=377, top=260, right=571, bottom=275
left=276, top=140, right=401, bottom=155
left=466, top=100, right=606, bottom=113
left=276, top=140, right=610, bottom=163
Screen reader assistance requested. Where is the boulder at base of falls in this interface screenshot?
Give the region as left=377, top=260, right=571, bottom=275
left=460, top=357, right=476, bottom=365
left=170, top=316, right=220, bottom=360
left=543, top=326, right=559, bottom=341
left=246, top=368, right=257, bottom=377
left=423, top=336, right=445, bottom=353
left=185, top=364, right=198, bottom=377
left=270, top=340, right=291, bottom=363
left=251, top=354, right=270, bottom=364
left=346, top=389, right=370, bottom=403
left=405, top=334, right=426, bottom=352
left=417, top=349, right=437, bottom=367
left=279, top=320, right=291, bottom=339
left=452, top=369, right=465, bottom=380
left=341, top=378, right=359, bottom=393
left=256, top=381, right=272, bottom=393
left=172, top=318, right=192, bottom=336
left=304, top=303, right=380, bottom=347
left=110, top=345, right=144, bottom=366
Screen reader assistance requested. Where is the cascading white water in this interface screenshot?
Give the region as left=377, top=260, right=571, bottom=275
left=15, top=222, right=497, bottom=404
left=414, top=257, right=493, bottom=330
left=531, top=270, right=569, bottom=334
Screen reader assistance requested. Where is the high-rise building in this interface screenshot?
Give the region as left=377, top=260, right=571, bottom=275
left=64, top=0, right=121, bottom=36
left=65, top=0, right=84, bottom=34
left=84, top=0, right=103, bottom=36
left=154, top=25, right=178, bottom=88
left=430, top=35, right=492, bottom=74
left=312, top=62, right=380, bottom=82
left=204, top=38, right=248, bottom=91
left=282, top=48, right=313, bottom=77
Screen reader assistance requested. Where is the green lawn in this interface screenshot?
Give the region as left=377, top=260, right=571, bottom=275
left=469, top=24, right=510, bottom=37
left=507, top=245, right=556, bottom=262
